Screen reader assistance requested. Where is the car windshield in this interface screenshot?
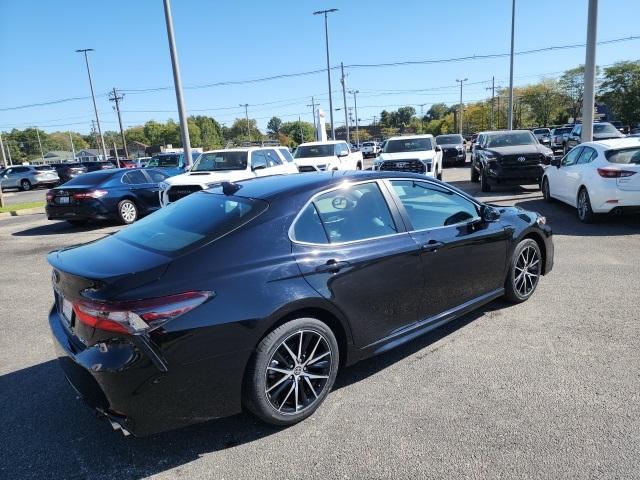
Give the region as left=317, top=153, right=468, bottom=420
left=553, top=127, right=572, bottom=135
left=533, top=129, right=550, bottom=135
left=62, top=170, right=115, bottom=186
left=486, top=131, right=536, bottom=147
left=278, top=148, right=295, bottom=163
left=294, top=144, right=335, bottom=158
left=606, top=147, right=640, bottom=165
left=384, top=138, right=432, bottom=153
left=436, top=135, right=463, bottom=145
left=363, top=142, right=374, bottom=147
left=114, top=192, right=268, bottom=257
left=594, top=123, right=619, bottom=135
left=147, top=154, right=181, bottom=167
left=191, top=151, right=248, bottom=171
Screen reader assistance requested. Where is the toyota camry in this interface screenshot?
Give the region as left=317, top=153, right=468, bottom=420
left=48, top=171, right=553, bottom=436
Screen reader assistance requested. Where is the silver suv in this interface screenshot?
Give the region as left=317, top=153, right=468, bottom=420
left=0, top=165, right=60, bottom=191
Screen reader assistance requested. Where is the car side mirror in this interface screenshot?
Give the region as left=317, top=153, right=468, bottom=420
left=481, top=205, right=501, bottom=222
left=550, top=158, right=561, bottom=168
left=435, top=146, right=442, bottom=152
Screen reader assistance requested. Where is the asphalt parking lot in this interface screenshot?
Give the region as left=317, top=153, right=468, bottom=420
left=1, top=164, right=639, bottom=479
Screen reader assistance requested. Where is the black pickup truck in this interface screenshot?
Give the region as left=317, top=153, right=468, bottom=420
left=470, top=130, right=555, bottom=192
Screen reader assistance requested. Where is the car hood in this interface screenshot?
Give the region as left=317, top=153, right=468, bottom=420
left=378, top=151, right=436, bottom=161
left=166, top=170, right=252, bottom=186
left=294, top=156, right=336, bottom=166
left=485, top=144, right=545, bottom=156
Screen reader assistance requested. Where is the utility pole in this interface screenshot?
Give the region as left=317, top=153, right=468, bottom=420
left=298, top=116, right=304, bottom=144
left=307, top=96, right=318, bottom=138
left=582, top=0, right=598, bottom=143
left=0, top=132, right=5, bottom=207
left=5, top=139, right=13, bottom=165
left=456, top=78, right=468, bottom=135
left=76, top=49, right=108, bottom=161
left=69, top=132, right=76, bottom=161
left=35, top=127, right=45, bottom=162
left=507, top=0, right=516, bottom=130
left=240, top=104, right=251, bottom=141
left=497, top=95, right=501, bottom=129
left=313, top=8, right=338, bottom=140
left=162, top=0, right=192, bottom=167
left=349, top=90, right=360, bottom=146
left=111, top=137, right=120, bottom=167
left=486, top=76, right=495, bottom=130
left=340, top=62, right=350, bottom=144
left=109, top=88, right=129, bottom=159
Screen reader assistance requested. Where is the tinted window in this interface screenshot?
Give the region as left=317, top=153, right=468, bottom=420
left=114, top=193, right=268, bottom=256
left=562, top=147, right=582, bottom=167
left=593, top=123, right=619, bottom=135
left=146, top=170, right=169, bottom=182
left=63, top=171, right=115, bottom=186
left=310, top=182, right=396, bottom=243
left=577, top=147, right=597, bottom=165
left=123, top=170, right=148, bottom=184
left=278, top=148, right=295, bottom=163
left=294, top=144, right=335, bottom=158
left=147, top=154, right=180, bottom=167
left=486, top=131, right=536, bottom=147
left=265, top=150, right=283, bottom=167
left=193, top=151, right=248, bottom=171
left=292, top=203, right=328, bottom=244
left=35, top=165, right=55, bottom=171
left=384, top=137, right=432, bottom=153
left=436, top=135, right=463, bottom=145
left=606, top=147, right=640, bottom=165
left=390, top=180, right=479, bottom=230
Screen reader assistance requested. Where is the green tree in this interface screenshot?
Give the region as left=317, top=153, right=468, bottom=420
left=229, top=118, right=263, bottom=143
left=190, top=116, right=223, bottom=149
left=124, top=126, right=149, bottom=145
left=427, top=103, right=449, bottom=121
left=520, top=80, right=564, bottom=126
left=598, top=60, right=640, bottom=126
left=143, top=121, right=167, bottom=146
left=266, top=116, right=283, bottom=136
left=558, top=65, right=599, bottom=123
left=280, top=120, right=315, bottom=145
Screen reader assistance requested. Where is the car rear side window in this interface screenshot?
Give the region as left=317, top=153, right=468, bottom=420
left=146, top=170, right=169, bottom=182
left=293, top=182, right=397, bottom=244
left=63, top=171, right=115, bottom=186
left=577, top=147, right=597, bottom=165
left=115, top=192, right=268, bottom=256
left=390, top=180, right=480, bottom=230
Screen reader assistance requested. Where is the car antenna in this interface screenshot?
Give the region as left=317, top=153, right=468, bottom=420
left=221, top=181, right=240, bottom=196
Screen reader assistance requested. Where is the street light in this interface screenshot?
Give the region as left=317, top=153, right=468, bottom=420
left=348, top=89, right=360, bottom=146
left=240, top=104, right=250, bottom=141
left=313, top=8, right=338, bottom=140
left=456, top=78, right=468, bottom=135
left=582, top=0, right=598, bottom=142
left=507, top=0, right=516, bottom=130
left=75, top=48, right=108, bottom=161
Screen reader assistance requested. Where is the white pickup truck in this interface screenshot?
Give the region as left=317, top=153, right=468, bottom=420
left=293, top=140, right=363, bottom=172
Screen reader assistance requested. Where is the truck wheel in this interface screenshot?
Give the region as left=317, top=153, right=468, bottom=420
left=470, top=166, right=479, bottom=183
left=480, top=169, right=491, bottom=192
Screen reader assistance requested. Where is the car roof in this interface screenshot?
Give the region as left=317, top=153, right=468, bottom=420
left=297, top=141, right=343, bottom=146
left=387, top=134, right=434, bottom=140
left=209, top=171, right=442, bottom=201
left=588, top=137, right=640, bottom=149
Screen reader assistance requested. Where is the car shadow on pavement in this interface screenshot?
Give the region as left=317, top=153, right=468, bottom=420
left=514, top=198, right=640, bottom=236
left=11, top=220, right=120, bottom=237
left=1, top=301, right=506, bottom=479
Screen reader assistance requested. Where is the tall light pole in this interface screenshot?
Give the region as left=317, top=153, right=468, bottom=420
left=313, top=8, right=338, bottom=140
left=582, top=0, right=598, bottom=143
left=162, top=0, right=193, bottom=166
left=69, top=132, right=76, bottom=161
left=507, top=0, right=516, bottom=130
left=35, top=127, right=45, bottom=162
left=75, top=49, right=108, bottom=161
left=240, top=104, right=251, bottom=141
left=349, top=90, right=360, bottom=146
left=0, top=132, right=5, bottom=207
left=456, top=78, right=467, bottom=135
left=340, top=62, right=350, bottom=144
left=307, top=97, right=318, bottom=138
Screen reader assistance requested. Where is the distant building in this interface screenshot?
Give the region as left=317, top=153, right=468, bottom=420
left=76, top=149, right=106, bottom=162
left=128, top=141, right=148, bottom=158
left=42, top=150, right=74, bottom=163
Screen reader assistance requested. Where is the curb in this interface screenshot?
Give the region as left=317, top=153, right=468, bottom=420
left=0, top=207, right=45, bottom=219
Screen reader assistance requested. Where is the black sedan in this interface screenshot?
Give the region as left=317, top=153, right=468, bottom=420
left=46, top=168, right=168, bottom=225
left=47, top=171, right=553, bottom=436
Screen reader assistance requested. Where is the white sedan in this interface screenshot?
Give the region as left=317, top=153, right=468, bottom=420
left=541, top=137, right=640, bottom=223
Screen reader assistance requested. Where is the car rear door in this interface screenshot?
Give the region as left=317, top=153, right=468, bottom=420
left=386, top=179, right=508, bottom=317
left=122, top=170, right=157, bottom=212
left=290, top=180, right=425, bottom=348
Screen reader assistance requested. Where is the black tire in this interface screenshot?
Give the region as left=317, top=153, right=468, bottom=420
left=117, top=199, right=138, bottom=225
left=541, top=177, right=553, bottom=203
left=577, top=187, right=595, bottom=223
left=504, top=238, right=542, bottom=303
left=436, top=167, right=443, bottom=181
left=356, top=162, right=362, bottom=170
left=66, top=219, right=88, bottom=227
left=480, top=169, right=491, bottom=192
left=470, top=165, right=480, bottom=183
left=243, top=317, right=339, bottom=426
left=20, top=179, right=31, bottom=191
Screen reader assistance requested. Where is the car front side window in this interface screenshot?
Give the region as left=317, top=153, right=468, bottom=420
left=390, top=180, right=480, bottom=230
left=562, top=147, right=583, bottom=167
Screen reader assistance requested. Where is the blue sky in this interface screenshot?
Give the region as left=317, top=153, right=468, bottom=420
left=1, top=0, right=639, bottom=134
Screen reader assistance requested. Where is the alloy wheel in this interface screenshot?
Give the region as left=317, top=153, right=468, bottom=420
left=21, top=180, right=31, bottom=191
left=577, top=190, right=590, bottom=221
left=120, top=201, right=137, bottom=223
left=265, top=330, right=332, bottom=415
left=513, top=245, right=540, bottom=297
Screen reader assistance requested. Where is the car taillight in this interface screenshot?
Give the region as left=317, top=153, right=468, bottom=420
left=46, top=191, right=54, bottom=202
left=72, top=291, right=214, bottom=334
left=72, top=189, right=108, bottom=199
left=597, top=168, right=636, bottom=178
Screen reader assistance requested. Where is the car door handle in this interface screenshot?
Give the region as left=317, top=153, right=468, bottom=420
left=420, top=240, right=444, bottom=253
left=315, top=260, right=350, bottom=273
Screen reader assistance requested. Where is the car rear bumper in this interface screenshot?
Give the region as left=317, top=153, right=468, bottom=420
left=46, top=201, right=113, bottom=221
left=49, top=306, right=246, bottom=436
left=590, top=186, right=640, bottom=213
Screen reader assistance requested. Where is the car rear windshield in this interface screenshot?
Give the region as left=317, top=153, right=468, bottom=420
left=553, top=127, right=572, bottom=134
left=384, top=138, right=432, bottom=153
left=362, top=142, right=375, bottom=146
left=594, top=123, right=619, bottom=135
left=113, top=192, right=268, bottom=256
left=486, top=131, right=536, bottom=147
left=606, top=147, right=640, bottom=165
left=533, top=128, right=550, bottom=134
left=147, top=154, right=181, bottom=167
left=192, top=151, right=248, bottom=171
left=436, top=135, right=463, bottom=145
left=62, top=170, right=114, bottom=186
left=294, top=144, right=335, bottom=158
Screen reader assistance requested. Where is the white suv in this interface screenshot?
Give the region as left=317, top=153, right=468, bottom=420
left=374, top=134, right=443, bottom=180
left=293, top=141, right=363, bottom=172
left=360, top=141, right=380, bottom=158
left=159, top=147, right=298, bottom=206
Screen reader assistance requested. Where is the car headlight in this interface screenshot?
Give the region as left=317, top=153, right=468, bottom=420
left=536, top=215, right=547, bottom=225
left=483, top=152, right=497, bottom=160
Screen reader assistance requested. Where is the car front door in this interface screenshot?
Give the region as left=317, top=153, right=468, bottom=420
left=554, top=146, right=582, bottom=203
left=291, top=180, right=425, bottom=348
left=122, top=170, right=157, bottom=213
left=264, top=149, right=288, bottom=175
left=387, top=179, right=508, bottom=318
left=1, top=168, right=15, bottom=188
